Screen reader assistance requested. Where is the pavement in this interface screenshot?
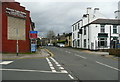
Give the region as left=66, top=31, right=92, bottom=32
left=80, top=50, right=120, bottom=61
left=2, top=48, right=50, bottom=60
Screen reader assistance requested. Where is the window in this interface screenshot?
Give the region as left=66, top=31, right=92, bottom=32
left=77, top=40, right=80, bottom=47
left=84, top=27, right=86, bottom=35
left=78, top=23, right=80, bottom=29
left=84, top=39, right=86, bottom=48
left=98, top=38, right=107, bottom=47
left=113, top=25, right=117, bottom=34
left=75, top=24, right=77, bottom=30
left=100, top=25, right=105, bottom=33
left=73, top=33, right=74, bottom=39
left=73, top=26, right=74, bottom=31
left=78, top=33, right=80, bottom=38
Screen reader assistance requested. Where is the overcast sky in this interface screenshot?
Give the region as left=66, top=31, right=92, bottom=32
left=16, top=0, right=120, bottom=37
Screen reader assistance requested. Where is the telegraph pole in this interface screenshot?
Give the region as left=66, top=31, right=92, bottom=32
left=16, top=28, right=19, bottom=56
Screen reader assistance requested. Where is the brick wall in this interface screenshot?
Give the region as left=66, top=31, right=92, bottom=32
left=2, top=2, right=30, bottom=53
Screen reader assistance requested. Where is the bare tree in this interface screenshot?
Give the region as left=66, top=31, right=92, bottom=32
left=46, top=30, right=55, bottom=39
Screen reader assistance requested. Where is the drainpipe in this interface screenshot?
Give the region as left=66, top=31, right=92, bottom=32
left=110, top=26, right=111, bottom=49
left=87, top=14, right=90, bottom=49
left=81, top=19, right=83, bottom=48
left=86, top=7, right=91, bottom=49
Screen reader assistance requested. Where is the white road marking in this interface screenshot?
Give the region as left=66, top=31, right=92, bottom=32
left=46, top=58, right=57, bottom=72
left=47, top=57, right=75, bottom=79
left=59, top=67, right=64, bottom=69
left=96, top=61, right=120, bottom=71
left=61, top=70, right=68, bottom=73
left=50, top=67, right=55, bottom=70
left=0, top=61, right=13, bottom=65
left=75, top=54, right=87, bottom=59
left=49, top=64, right=53, bottom=67
left=57, top=64, right=61, bottom=66
left=65, top=51, right=71, bottom=54
left=65, top=51, right=68, bottom=53
left=0, top=68, right=66, bottom=74
left=68, top=52, right=71, bottom=54
left=68, top=74, right=74, bottom=79
left=50, top=57, right=59, bottom=64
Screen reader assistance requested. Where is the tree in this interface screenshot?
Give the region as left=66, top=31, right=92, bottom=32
left=46, top=30, right=55, bottom=39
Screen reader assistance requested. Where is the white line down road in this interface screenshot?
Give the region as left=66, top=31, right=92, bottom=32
left=0, top=68, right=67, bottom=74
left=75, top=54, right=87, bottom=59
left=46, top=57, right=75, bottom=80
left=96, top=61, right=120, bottom=71
left=0, top=61, right=13, bottom=65
left=46, top=58, right=56, bottom=72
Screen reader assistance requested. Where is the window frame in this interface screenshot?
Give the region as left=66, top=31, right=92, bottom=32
left=100, top=24, right=105, bottom=33
left=113, top=25, right=117, bottom=34
left=84, top=26, right=86, bottom=35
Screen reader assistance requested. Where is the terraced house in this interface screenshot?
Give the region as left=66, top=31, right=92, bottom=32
left=72, top=7, right=120, bottom=50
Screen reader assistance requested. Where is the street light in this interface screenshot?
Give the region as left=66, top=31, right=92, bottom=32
left=16, top=28, right=19, bottom=56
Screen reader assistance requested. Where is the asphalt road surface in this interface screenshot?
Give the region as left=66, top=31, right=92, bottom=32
left=1, top=46, right=120, bottom=81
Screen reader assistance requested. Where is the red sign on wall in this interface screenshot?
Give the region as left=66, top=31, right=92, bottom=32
left=29, top=31, right=38, bottom=39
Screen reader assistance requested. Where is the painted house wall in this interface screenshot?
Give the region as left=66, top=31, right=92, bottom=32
left=83, top=24, right=119, bottom=50
left=72, top=19, right=120, bottom=50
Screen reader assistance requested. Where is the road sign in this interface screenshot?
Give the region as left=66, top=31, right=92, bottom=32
left=31, top=44, right=36, bottom=52
left=29, top=31, right=38, bottom=39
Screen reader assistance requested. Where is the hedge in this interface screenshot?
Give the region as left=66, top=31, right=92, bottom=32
left=109, top=49, right=120, bottom=57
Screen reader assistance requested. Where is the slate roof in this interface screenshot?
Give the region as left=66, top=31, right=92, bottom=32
left=81, top=19, right=120, bottom=28
left=90, top=19, right=120, bottom=25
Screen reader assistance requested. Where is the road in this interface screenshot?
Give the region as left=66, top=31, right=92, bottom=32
left=1, top=46, right=120, bottom=81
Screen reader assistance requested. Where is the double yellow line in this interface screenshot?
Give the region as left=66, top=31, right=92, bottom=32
left=44, top=49, right=54, bottom=57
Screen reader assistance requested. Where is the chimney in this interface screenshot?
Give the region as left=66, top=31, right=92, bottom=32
left=87, top=7, right=92, bottom=14
left=94, top=8, right=99, bottom=12
left=93, top=8, right=99, bottom=18
left=114, top=10, right=120, bottom=19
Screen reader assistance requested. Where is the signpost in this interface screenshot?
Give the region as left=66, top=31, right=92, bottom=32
left=29, top=31, right=38, bottom=52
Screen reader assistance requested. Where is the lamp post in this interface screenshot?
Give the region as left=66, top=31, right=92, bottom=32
left=16, top=28, right=19, bottom=56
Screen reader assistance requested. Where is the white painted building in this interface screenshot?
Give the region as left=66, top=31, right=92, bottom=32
left=72, top=8, right=120, bottom=50
left=115, top=1, right=120, bottom=43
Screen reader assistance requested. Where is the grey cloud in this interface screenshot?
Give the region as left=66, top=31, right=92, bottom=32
left=18, top=1, right=118, bottom=37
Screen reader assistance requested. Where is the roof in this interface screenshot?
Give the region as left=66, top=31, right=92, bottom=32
left=91, top=19, right=120, bottom=25
left=82, top=19, right=120, bottom=27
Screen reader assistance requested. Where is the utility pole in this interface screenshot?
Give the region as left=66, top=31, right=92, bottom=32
left=16, top=28, right=19, bottom=56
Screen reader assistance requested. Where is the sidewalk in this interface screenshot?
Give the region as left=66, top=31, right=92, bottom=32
left=81, top=50, right=120, bottom=61
left=83, top=50, right=109, bottom=55
left=2, top=48, right=50, bottom=60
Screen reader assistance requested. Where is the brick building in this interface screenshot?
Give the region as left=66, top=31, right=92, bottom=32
left=1, top=1, right=31, bottom=53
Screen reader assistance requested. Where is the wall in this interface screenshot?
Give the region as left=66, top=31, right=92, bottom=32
left=2, top=2, right=30, bottom=53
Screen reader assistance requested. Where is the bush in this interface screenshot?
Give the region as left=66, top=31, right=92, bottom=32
left=109, top=49, right=120, bottom=57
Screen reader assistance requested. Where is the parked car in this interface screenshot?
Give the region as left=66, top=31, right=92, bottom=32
left=47, top=43, right=53, bottom=46
left=56, top=43, right=60, bottom=47
left=59, top=43, right=65, bottom=47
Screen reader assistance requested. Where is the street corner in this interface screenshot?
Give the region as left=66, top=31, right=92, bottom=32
left=37, top=48, right=52, bottom=58
left=103, top=54, right=120, bottom=61
left=2, top=50, right=50, bottom=60
left=44, top=49, right=54, bottom=57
